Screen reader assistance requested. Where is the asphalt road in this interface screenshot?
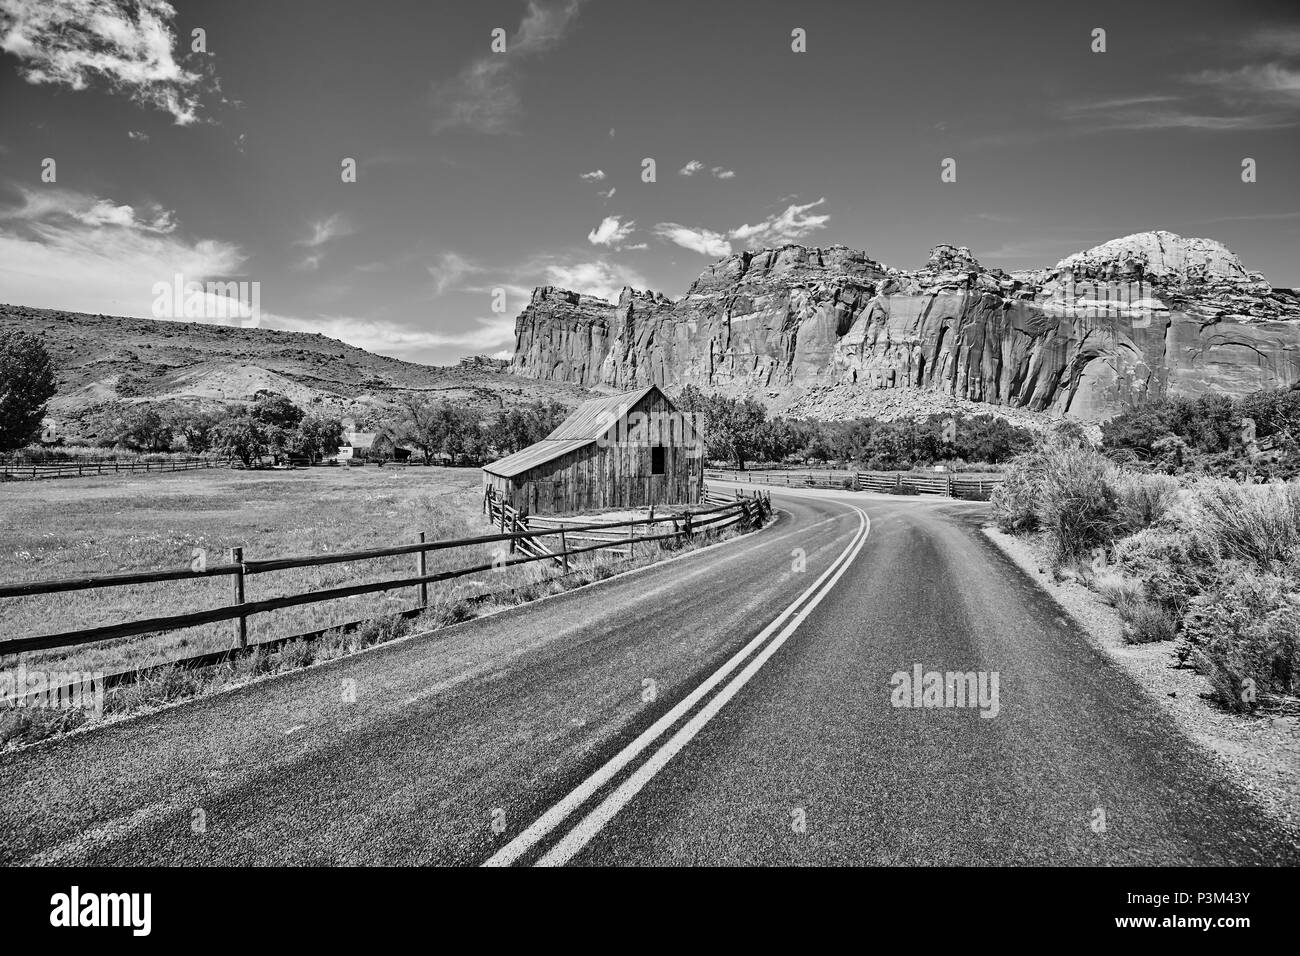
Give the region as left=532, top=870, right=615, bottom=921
left=2, top=486, right=1296, bottom=866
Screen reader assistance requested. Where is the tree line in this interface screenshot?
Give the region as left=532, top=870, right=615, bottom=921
left=676, top=385, right=1036, bottom=469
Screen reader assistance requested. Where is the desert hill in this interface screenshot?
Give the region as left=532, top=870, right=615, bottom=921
left=0, top=305, right=592, bottom=438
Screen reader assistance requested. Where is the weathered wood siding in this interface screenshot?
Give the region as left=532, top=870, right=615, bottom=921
left=483, top=389, right=703, bottom=514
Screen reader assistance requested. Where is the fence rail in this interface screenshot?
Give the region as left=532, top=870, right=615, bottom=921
left=0, top=493, right=770, bottom=661
left=704, top=467, right=1005, bottom=501
left=0, top=456, right=230, bottom=480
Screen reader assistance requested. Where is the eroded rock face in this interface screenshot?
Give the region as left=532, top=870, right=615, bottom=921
left=510, top=232, right=1300, bottom=420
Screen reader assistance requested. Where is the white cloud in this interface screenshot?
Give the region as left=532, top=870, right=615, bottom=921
left=0, top=186, right=245, bottom=318
left=712, top=166, right=735, bottom=179
left=598, top=186, right=616, bottom=200
left=678, top=160, right=704, bottom=176
left=258, top=311, right=519, bottom=355
left=728, top=198, right=830, bottom=247
left=653, top=198, right=831, bottom=257
left=1185, top=63, right=1300, bottom=105
left=3, top=186, right=175, bottom=233
left=127, top=129, right=149, bottom=141
left=523, top=256, right=648, bottom=303
left=580, top=169, right=606, bottom=181
left=0, top=0, right=210, bottom=125
left=293, top=214, right=351, bottom=271
left=428, top=251, right=484, bottom=295
left=587, top=214, right=635, bottom=248
left=653, top=223, right=732, bottom=257
left=432, top=0, right=584, bottom=133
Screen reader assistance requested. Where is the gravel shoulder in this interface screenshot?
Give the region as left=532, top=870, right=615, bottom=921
left=984, top=524, right=1300, bottom=837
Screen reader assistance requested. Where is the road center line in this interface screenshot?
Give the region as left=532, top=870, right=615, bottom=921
left=483, top=502, right=869, bottom=867
left=536, top=507, right=871, bottom=866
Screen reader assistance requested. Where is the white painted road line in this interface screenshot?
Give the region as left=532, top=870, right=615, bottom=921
left=536, top=507, right=871, bottom=865
left=483, top=503, right=869, bottom=867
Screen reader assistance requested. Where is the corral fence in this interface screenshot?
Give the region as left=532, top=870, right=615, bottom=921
left=0, top=455, right=231, bottom=481
left=483, top=484, right=770, bottom=564
left=704, top=467, right=1005, bottom=501
left=0, top=490, right=771, bottom=703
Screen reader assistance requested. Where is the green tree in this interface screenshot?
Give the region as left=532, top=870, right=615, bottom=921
left=213, top=413, right=269, bottom=468
left=113, top=406, right=174, bottom=452
left=0, top=329, right=58, bottom=451
left=294, top=414, right=345, bottom=462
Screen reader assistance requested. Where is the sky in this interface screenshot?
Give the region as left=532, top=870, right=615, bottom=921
left=1, top=0, right=1298, bottom=366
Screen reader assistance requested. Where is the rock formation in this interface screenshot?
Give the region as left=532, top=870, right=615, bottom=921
left=509, top=231, right=1300, bottom=420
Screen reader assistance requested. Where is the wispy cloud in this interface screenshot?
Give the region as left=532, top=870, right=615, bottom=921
left=1184, top=63, right=1300, bottom=106
left=293, top=214, right=352, bottom=271
left=432, top=0, right=583, bottom=134
left=657, top=198, right=832, bottom=257
left=587, top=214, right=635, bottom=248
left=711, top=166, right=736, bottom=179
left=0, top=185, right=244, bottom=318
left=580, top=169, right=606, bottom=182
left=428, top=251, right=484, bottom=295
left=678, top=160, right=704, bottom=176
left=0, top=0, right=213, bottom=125
left=519, top=255, right=648, bottom=302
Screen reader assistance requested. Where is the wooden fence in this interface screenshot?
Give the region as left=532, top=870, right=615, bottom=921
left=704, top=467, right=1005, bottom=501
left=0, top=494, right=769, bottom=669
left=0, top=456, right=230, bottom=480
left=483, top=485, right=768, bottom=564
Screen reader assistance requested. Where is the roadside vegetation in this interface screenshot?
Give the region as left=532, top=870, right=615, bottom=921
left=0, top=493, right=751, bottom=751
left=677, top=385, right=1035, bottom=471
left=992, top=427, right=1300, bottom=715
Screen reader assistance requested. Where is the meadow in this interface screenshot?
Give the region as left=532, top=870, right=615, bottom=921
left=0, top=466, right=509, bottom=675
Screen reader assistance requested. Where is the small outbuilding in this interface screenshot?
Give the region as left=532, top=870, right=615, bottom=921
left=482, top=385, right=703, bottom=514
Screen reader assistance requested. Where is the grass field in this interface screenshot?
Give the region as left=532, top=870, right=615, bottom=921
left=0, top=466, right=517, bottom=674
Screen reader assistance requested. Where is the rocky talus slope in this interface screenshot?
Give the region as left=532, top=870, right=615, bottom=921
left=510, top=231, right=1300, bottom=421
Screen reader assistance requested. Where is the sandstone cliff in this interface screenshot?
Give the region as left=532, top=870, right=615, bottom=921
left=509, top=231, right=1300, bottom=421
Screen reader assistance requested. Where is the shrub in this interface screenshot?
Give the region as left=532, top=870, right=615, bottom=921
left=1192, top=480, right=1300, bottom=572
left=1111, top=527, right=1219, bottom=619
left=990, top=461, right=1041, bottom=532
left=1183, top=572, right=1300, bottom=711
left=1121, top=600, right=1179, bottom=644
left=1035, top=441, right=1120, bottom=563
left=270, top=639, right=315, bottom=672
left=1114, top=473, right=1181, bottom=533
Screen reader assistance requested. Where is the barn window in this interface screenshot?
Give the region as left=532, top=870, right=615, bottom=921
left=651, top=446, right=666, bottom=475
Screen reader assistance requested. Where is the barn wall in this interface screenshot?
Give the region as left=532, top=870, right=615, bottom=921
left=492, top=389, right=702, bottom=514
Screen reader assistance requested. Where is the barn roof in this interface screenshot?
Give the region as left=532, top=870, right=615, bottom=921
left=482, top=384, right=661, bottom=479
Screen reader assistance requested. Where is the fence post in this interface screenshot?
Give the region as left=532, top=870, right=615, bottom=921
left=684, top=510, right=693, bottom=542
left=417, top=531, right=428, bottom=608
left=946, top=474, right=954, bottom=497
left=628, top=519, right=635, bottom=558
left=230, top=546, right=247, bottom=650
left=560, top=527, right=569, bottom=574
left=895, top=473, right=901, bottom=492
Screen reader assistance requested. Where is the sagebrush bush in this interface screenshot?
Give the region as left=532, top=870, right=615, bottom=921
left=990, top=461, right=1041, bottom=532
left=1115, top=473, right=1181, bottom=533
left=1183, top=572, right=1300, bottom=711
left=1111, top=527, right=1219, bottom=618
left=1121, top=600, right=1179, bottom=644
left=1035, top=442, right=1120, bottom=562
left=1192, top=480, right=1300, bottom=572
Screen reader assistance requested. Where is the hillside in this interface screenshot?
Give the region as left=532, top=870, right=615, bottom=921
left=0, top=304, right=592, bottom=439
left=509, top=231, right=1300, bottom=423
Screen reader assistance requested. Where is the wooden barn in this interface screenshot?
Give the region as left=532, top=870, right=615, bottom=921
left=482, top=385, right=703, bottom=514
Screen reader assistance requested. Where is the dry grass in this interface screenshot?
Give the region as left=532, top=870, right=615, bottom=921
left=0, top=466, right=515, bottom=674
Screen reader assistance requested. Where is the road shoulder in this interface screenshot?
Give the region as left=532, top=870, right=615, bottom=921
left=983, top=524, right=1300, bottom=838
